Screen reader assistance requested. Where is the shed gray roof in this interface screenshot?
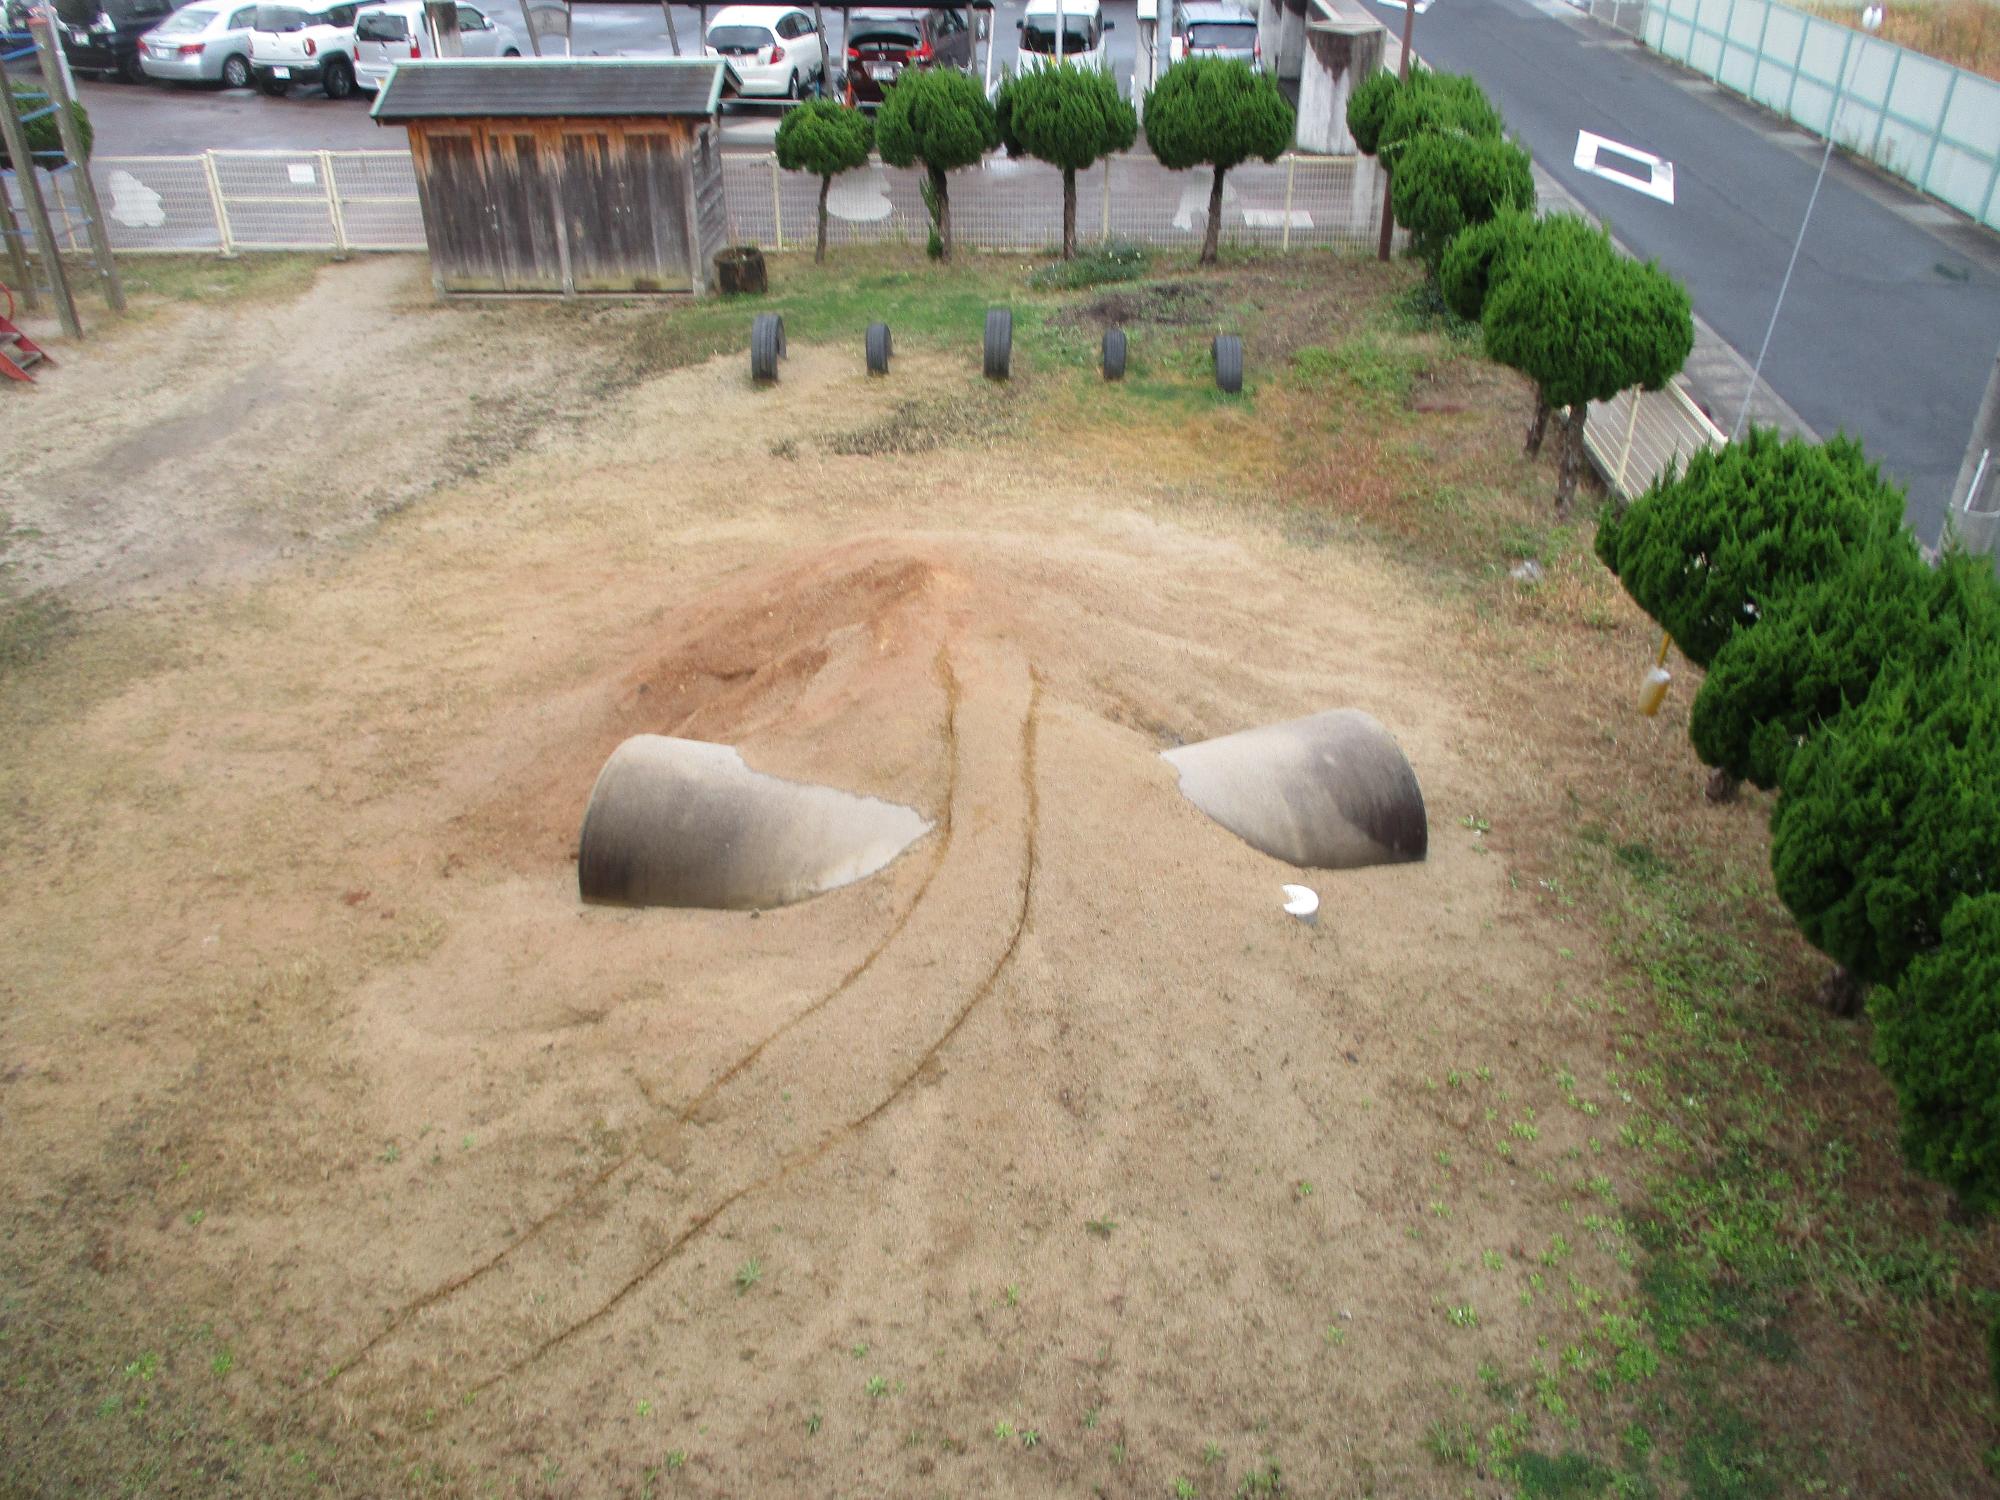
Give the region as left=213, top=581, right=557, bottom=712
left=371, top=58, right=732, bottom=122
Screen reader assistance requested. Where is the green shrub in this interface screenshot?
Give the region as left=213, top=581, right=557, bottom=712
left=1390, top=129, right=1534, bottom=271
left=1026, top=241, right=1147, bottom=289
left=1688, top=536, right=1995, bottom=790
left=1376, top=69, right=1502, bottom=164
left=0, top=79, right=91, bottom=169
left=1870, top=894, right=2000, bottom=1214
left=1771, top=643, right=2000, bottom=989
left=1345, top=67, right=1399, bottom=156
left=876, top=68, right=998, bottom=263
left=1595, top=429, right=1907, bottom=669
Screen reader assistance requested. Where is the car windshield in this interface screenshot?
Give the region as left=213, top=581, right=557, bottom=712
left=706, top=23, right=772, bottom=51
left=355, top=10, right=407, bottom=39
left=157, top=4, right=218, bottom=28
left=255, top=4, right=310, bottom=27
left=1186, top=19, right=1254, bottom=47
left=1021, top=17, right=1091, bottom=52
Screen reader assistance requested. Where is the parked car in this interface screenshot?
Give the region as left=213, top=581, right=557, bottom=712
left=353, top=0, right=520, bottom=92
left=1015, top=0, right=1109, bottom=74
left=1169, top=0, right=1257, bottom=65
left=52, top=0, right=181, bottom=83
left=841, top=7, right=970, bottom=105
left=139, top=0, right=258, bottom=86
left=249, top=0, right=359, bottom=96
left=702, top=4, right=825, bottom=100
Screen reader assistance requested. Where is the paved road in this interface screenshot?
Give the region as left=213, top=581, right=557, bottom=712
left=1392, top=0, right=2000, bottom=540
left=77, top=0, right=1166, bottom=154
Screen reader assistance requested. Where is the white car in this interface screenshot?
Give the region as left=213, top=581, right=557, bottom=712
left=702, top=4, right=825, bottom=100
left=249, top=0, right=361, bottom=97
left=1015, top=0, right=1110, bottom=74
left=353, top=0, right=521, bottom=92
left=138, top=0, right=258, bottom=86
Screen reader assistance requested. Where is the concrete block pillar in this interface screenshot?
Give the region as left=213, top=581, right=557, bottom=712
left=1295, top=19, right=1385, bottom=153
left=1257, top=0, right=1282, bottom=71
left=1278, top=0, right=1307, bottom=79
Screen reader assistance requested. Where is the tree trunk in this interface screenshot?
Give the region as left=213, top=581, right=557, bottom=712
left=931, top=164, right=952, bottom=264
left=1555, top=403, right=1585, bottom=519
left=1375, top=163, right=1394, bottom=262
left=1704, top=767, right=1741, bottom=804
left=1524, top=391, right=1553, bottom=457
left=816, top=173, right=830, bottom=264
left=1815, top=965, right=1864, bottom=1019
left=1202, top=163, right=1226, bottom=266
left=1062, top=166, right=1076, bottom=260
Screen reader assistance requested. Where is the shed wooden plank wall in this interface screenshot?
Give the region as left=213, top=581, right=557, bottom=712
left=408, top=115, right=714, bottom=296
left=693, top=123, right=728, bottom=287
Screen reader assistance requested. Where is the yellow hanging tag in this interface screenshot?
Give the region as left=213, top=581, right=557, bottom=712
left=1638, top=632, right=1672, bottom=717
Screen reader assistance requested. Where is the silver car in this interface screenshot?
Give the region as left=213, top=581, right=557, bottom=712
left=139, top=0, right=259, bottom=85
left=1169, top=0, right=1258, bottom=65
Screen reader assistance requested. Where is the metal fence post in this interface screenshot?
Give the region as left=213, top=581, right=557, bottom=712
left=770, top=154, right=783, bottom=250
left=1868, top=47, right=1901, bottom=163
left=1101, top=160, right=1111, bottom=243
left=1916, top=69, right=1955, bottom=191
left=1281, top=153, right=1296, bottom=252
left=1616, top=389, right=1642, bottom=494
left=321, top=149, right=349, bottom=259
left=201, top=151, right=236, bottom=257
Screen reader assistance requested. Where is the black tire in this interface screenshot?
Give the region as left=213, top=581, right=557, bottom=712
left=221, top=52, right=250, bottom=88
left=785, top=70, right=798, bottom=99
left=259, top=73, right=290, bottom=96
left=118, top=49, right=145, bottom=83
left=983, top=306, right=1012, bottom=381
left=322, top=56, right=354, bottom=100
left=1212, top=333, right=1243, bottom=395
left=503, top=46, right=520, bottom=56
left=751, top=312, right=786, bottom=383
left=1102, top=326, right=1126, bottom=382
left=865, top=321, right=892, bottom=375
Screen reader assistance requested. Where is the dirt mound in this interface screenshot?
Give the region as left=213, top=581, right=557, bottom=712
left=1065, top=280, right=1218, bottom=329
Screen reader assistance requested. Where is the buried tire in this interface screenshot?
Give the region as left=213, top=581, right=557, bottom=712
left=751, top=312, right=786, bottom=383
left=1212, top=333, right=1243, bottom=395
left=983, top=306, right=1012, bottom=381
left=1102, top=325, right=1126, bottom=382
left=865, top=320, right=892, bottom=375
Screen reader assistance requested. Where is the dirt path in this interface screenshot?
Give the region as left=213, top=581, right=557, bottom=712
left=0, top=272, right=1641, bottom=1497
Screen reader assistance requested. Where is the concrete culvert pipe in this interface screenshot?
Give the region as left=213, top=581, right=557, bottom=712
left=1162, top=709, right=1427, bottom=871
left=578, top=735, right=932, bottom=911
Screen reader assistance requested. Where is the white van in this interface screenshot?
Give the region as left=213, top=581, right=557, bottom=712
left=1014, top=0, right=1109, bottom=74
left=352, top=0, right=521, bottom=92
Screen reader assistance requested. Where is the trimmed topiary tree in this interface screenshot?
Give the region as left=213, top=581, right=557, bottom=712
left=1870, top=893, right=2000, bottom=1214
left=1389, top=129, right=1533, bottom=272
left=1595, top=429, right=1908, bottom=670
left=1482, top=232, right=1694, bottom=515
left=1143, top=57, right=1294, bottom=266
left=1375, top=69, right=1502, bottom=164
left=774, top=99, right=874, bottom=265
left=1770, top=642, right=2000, bottom=1009
left=1344, top=67, right=1399, bottom=157
left=1437, top=210, right=1604, bottom=324
left=1688, top=533, right=1993, bottom=793
left=995, top=62, right=1136, bottom=261
left=875, top=67, right=998, bottom=264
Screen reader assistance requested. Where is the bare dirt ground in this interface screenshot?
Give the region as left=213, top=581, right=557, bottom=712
left=2, top=256, right=1992, bottom=1499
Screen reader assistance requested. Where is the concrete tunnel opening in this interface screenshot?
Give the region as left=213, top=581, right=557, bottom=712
left=1162, top=709, right=1428, bottom=871
left=578, top=735, right=932, bottom=911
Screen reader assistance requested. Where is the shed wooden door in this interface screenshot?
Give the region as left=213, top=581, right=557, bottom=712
left=484, top=127, right=566, bottom=294
left=557, top=125, right=694, bottom=294
left=412, top=125, right=511, bottom=293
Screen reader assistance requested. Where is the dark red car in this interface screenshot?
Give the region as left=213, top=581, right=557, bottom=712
left=841, top=6, right=971, bottom=105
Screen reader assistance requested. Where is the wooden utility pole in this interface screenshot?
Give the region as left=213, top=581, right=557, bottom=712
left=29, top=11, right=121, bottom=311
left=1375, top=0, right=1414, bottom=261
left=0, top=69, right=77, bottom=336
left=515, top=0, right=542, bottom=54
left=659, top=0, right=681, bottom=54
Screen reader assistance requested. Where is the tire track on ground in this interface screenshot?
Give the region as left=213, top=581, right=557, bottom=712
left=470, top=668, right=1041, bottom=1396
left=311, top=651, right=963, bottom=1393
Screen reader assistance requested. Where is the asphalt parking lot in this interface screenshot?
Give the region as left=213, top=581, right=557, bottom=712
left=70, top=0, right=1165, bottom=154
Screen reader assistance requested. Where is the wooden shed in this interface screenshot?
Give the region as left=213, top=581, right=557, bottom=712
left=371, top=58, right=735, bottom=296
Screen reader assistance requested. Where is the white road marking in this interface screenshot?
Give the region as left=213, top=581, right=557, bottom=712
left=1573, top=129, right=1676, bottom=203
left=1171, top=175, right=1240, bottom=232
left=107, top=169, right=166, bottom=229
left=1242, top=209, right=1313, bottom=228
left=1369, top=0, right=1435, bottom=16
left=826, top=165, right=894, bottom=223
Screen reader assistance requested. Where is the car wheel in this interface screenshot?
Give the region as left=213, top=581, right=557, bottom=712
left=750, top=312, right=786, bottom=383
left=865, top=321, right=892, bottom=376
left=259, top=73, right=290, bottom=96
left=1102, top=326, right=1126, bottom=382
left=222, top=52, right=250, bottom=88
left=983, top=307, right=1012, bottom=381
left=1212, top=333, right=1243, bottom=395
left=322, top=56, right=354, bottom=99
left=118, top=49, right=145, bottom=82
left=502, top=46, right=519, bottom=56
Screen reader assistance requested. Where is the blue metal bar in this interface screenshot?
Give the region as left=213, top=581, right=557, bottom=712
left=18, top=105, right=56, bottom=124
